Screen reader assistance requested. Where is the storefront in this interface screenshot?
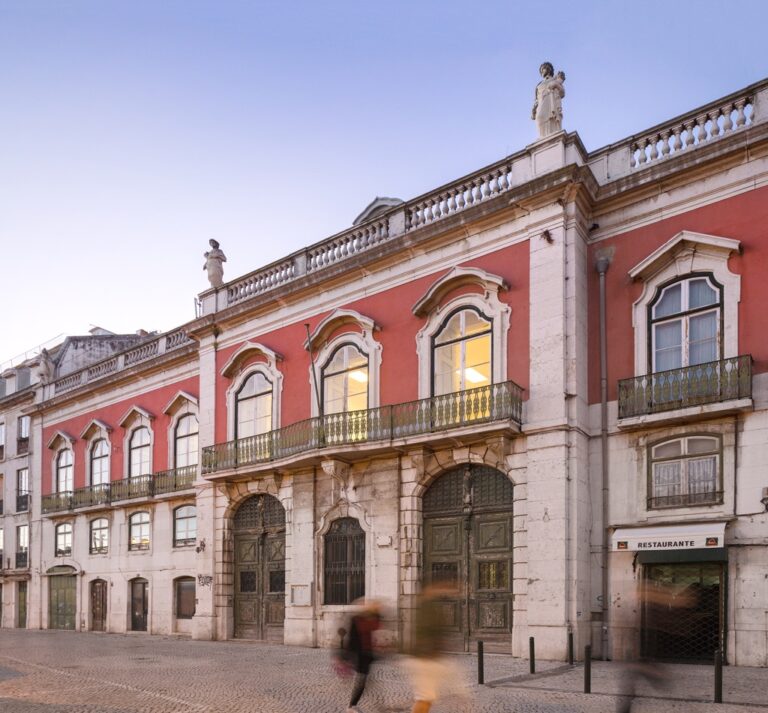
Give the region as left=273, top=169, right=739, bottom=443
left=612, top=522, right=727, bottom=663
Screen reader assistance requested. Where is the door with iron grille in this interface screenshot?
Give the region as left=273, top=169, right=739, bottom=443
left=233, top=494, right=286, bottom=641
left=642, top=562, right=724, bottom=662
left=423, top=465, right=514, bottom=652
left=91, top=579, right=107, bottom=631
left=130, top=578, right=148, bottom=631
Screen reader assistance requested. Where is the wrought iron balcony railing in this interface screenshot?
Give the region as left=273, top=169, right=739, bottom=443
left=203, top=380, right=523, bottom=475
left=41, top=466, right=197, bottom=515
left=618, top=355, right=751, bottom=419
left=15, top=551, right=28, bottom=569
left=647, top=491, right=724, bottom=510
left=16, top=493, right=29, bottom=513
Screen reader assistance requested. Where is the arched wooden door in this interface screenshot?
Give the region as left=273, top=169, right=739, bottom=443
left=91, top=579, right=107, bottom=631
left=422, top=465, right=514, bottom=652
left=233, top=494, right=286, bottom=641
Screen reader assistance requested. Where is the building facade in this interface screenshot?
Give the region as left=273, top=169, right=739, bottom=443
left=1, top=76, right=767, bottom=666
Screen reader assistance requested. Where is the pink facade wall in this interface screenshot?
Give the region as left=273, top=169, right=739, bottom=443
left=214, top=242, right=531, bottom=442
left=587, top=187, right=768, bottom=404
left=41, top=376, right=199, bottom=493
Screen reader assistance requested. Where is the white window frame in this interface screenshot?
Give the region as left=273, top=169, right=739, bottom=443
left=120, top=409, right=154, bottom=479
left=163, top=392, right=200, bottom=469
left=227, top=362, right=283, bottom=441
left=415, top=292, right=510, bottom=399
left=630, top=231, right=741, bottom=376
left=310, top=331, right=382, bottom=417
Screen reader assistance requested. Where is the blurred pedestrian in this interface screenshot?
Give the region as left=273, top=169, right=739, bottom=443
left=406, top=583, right=469, bottom=713
left=342, top=599, right=382, bottom=713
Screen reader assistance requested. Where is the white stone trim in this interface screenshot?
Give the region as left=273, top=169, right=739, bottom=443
left=309, top=330, right=382, bottom=416
left=166, top=399, right=200, bottom=470
left=226, top=361, right=284, bottom=441
left=631, top=231, right=741, bottom=375
left=162, top=390, right=198, bottom=415
left=415, top=292, right=511, bottom=399
left=46, top=430, right=76, bottom=451
left=121, top=412, right=154, bottom=478
left=315, top=499, right=373, bottom=610
left=79, top=419, right=112, bottom=440
left=118, top=406, right=154, bottom=428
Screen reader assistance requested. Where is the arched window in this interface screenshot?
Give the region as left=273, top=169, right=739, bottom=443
left=173, top=505, right=197, bottom=547
left=90, top=439, right=110, bottom=486
left=322, top=344, right=369, bottom=415
left=175, top=577, right=196, bottom=619
left=650, top=275, right=722, bottom=372
left=56, top=449, right=73, bottom=493
left=324, top=517, right=365, bottom=605
left=129, top=427, right=151, bottom=478
left=649, top=435, right=721, bottom=509
left=236, top=372, right=273, bottom=438
left=128, top=512, right=150, bottom=551
left=55, top=523, right=72, bottom=557
left=174, top=415, right=198, bottom=468
left=432, top=308, right=492, bottom=396
left=89, top=518, right=109, bottom=554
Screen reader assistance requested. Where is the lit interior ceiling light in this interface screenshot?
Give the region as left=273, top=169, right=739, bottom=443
left=349, top=370, right=369, bottom=383
left=461, top=367, right=487, bottom=384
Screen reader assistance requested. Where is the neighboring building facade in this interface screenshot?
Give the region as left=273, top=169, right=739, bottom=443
left=1, top=76, right=767, bottom=667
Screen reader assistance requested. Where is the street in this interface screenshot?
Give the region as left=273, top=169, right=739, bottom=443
left=0, top=631, right=765, bottom=713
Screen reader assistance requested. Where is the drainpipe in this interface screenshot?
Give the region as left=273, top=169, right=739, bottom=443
left=596, top=255, right=611, bottom=661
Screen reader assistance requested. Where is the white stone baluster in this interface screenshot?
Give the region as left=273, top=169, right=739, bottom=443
left=734, top=99, right=747, bottom=127
left=660, top=130, right=671, bottom=156
left=648, top=136, right=659, bottom=161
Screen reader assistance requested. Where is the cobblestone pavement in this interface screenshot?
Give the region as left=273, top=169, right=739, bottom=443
left=0, top=631, right=765, bottom=713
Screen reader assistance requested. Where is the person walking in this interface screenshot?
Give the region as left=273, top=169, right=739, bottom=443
left=343, top=600, right=382, bottom=713
left=406, top=584, right=469, bottom=713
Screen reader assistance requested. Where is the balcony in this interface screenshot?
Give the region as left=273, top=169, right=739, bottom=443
left=617, top=355, right=752, bottom=425
left=15, top=551, right=28, bottom=569
left=16, top=437, right=29, bottom=455
left=16, top=493, right=29, bottom=513
left=647, top=491, right=724, bottom=510
left=203, top=380, right=523, bottom=475
left=41, top=466, right=197, bottom=515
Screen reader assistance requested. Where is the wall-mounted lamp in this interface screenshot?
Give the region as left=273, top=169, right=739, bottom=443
left=541, top=229, right=554, bottom=243
left=760, top=487, right=768, bottom=512
left=196, top=538, right=207, bottom=554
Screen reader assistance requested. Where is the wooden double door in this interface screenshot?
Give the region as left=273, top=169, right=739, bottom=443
left=131, top=578, right=148, bottom=631
left=49, top=575, right=76, bottom=630
left=423, top=465, right=514, bottom=652
left=91, top=579, right=107, bottom=631
left=233, top=495, right=286, bottom=641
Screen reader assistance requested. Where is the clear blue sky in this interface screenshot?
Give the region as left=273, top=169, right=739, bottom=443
left=1, top=0, right=765, bottom=365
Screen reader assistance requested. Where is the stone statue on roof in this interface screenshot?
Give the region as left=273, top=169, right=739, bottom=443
left=36, top=348, right=55, bottom=383
left=203, top=239, right=227, bottom=288
left=531, top=62, right=566, bottom=138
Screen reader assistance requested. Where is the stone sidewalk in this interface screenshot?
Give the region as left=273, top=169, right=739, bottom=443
left=0, top=630, right=765, bottom=712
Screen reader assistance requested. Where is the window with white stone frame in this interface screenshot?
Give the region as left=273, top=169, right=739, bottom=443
left=128, top=512, right=150, bottom=551
left=322, top=343, right=369, bottom=414
left=55, top=449, right=73, bottom=494
left=235, top=372, right=273, bottom=439
left=55, top=522, right=72, bottom=557
left=173, top=505, right=196, bottom=547
left=648, top=435, right=721, bottom=509
left=174, top=415, right=199, bottom=468
left=649, top=275, right=722, bottom=372
left=323, top=517, right=365, bottom=605
left=432, top=307, right=492, bottom=395
left=89, top=518, right=109, bottom=554
left=90, top=439, right=110, bottom=486
left=128, top=427, right=151, bottom=478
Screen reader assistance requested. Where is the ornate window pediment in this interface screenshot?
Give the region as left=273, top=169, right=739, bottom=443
left=79, top=419, right=112, bottom=440
left=221, top=342, right=283, bottom=379
left=304, top=309, right=378, bottom=353
left=162, top=391, right=199, bottom=415
left=47, top=430, right=75, bottom=451
left=118, top=406, right=154, bottom=429
left=412, top=266, right=508, bottom=317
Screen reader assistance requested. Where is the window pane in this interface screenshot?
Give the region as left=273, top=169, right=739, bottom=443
left=434, top=342, right=461, bottom=396
left=91, top=440, right=110, bottom=486
left=688, top=456, right=717, bottom=493
left=654, top=321, right=682, bottom=371
left=689, top=279, right=718, bottom=309
left=689, top=311, right=718, bottom=365
left=687, top=437, right=718, bottom=454
left=237, top=392, right=272, bottom=437
left=176, top=432, right=198, bottom=467
left=463, top=310, right=491, bottom=336
left=653, top=440, right=682, bottom=459
left=653, top=462, right=681, bottom=497
left=434, top=312, right=463, bottom=345
left=654, top=283, right=682, bottom=318
left=324, top=372, right=347, bottom=415
left=238, top=372, right=271, bottom=399
left=90, top=519, right=109, bottom=553
left=464, top=334, right=491, bottom=386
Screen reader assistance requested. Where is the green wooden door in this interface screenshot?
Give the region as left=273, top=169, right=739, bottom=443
left=49, top=576, right=76, bottom=630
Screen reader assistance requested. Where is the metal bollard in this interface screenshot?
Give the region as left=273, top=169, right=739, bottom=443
left=568, top=631, right=574, bottom=666
left=477, top=640, right=484, bottom=685
left=714, top=649, right=723, bottom=703
left=529, top=636, right=535, bottom=674
left=584, top=644, right=592, bottom=693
